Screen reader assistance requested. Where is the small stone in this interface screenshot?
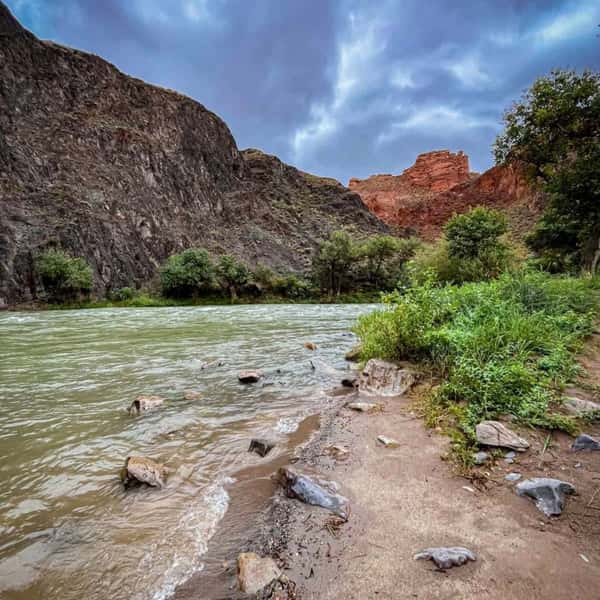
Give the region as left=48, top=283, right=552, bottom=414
left=516, top=478, right=575, bottom=516
left=183, top=390, right=202, bottom=401
left=344, top=344, right=362, bottom=362
left=237, top=552, right=281, bottom=594
left=505, top=451, right=516, bottom=459
left=377, top=435, right=400, bottom=448
left=505, top=472, right=522, bottom=482
left=129, top=395, right=165, bottom=415
left=580, top=554, right=590, bottom=563
left=248, top=439, right=275, bottom=457
left=462, top=486, right=475, bottom=493
left=358, top=359, right=416, bottom=397
left=325, top=445, right=349, bottom=460
left=341, top=376, right=358, bottom=388
left=346, top=401, right=382, bottom=413
left=121, top=456, right=167, bottom=489
left=238, top=370, right=263, bottom=383
left=473, top=451, right=489, bottom=465
left=303, top=341, right=317, bottom=351
left=475, top=421, right=529, bottom=451
left=563, top=397, right=600, bottom=416
left=414, top=547, right=476, bottom=569
left=574, top=462, right=582, bottom=468
left=572, top=434, right=600, bottom=451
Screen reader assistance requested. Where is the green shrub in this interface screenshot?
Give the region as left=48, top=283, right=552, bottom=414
left=251, top=263, right=277, bottom=293
left=216, top=254, right=249, bottom=300
left=160, top=249, right=215, bottom=298
left=110, top=286, right=139, bottom=301
left=357, top=269, right=596, bottom=437
left=36, top=249, right=93, bottom=302
left=273, top=274, right=312, bottom=299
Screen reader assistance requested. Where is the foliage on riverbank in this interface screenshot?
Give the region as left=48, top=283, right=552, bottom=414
left=356, top=269, right=598, bottom=464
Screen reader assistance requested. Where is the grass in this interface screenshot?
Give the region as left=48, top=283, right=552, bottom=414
left=356, top=269, right=598, bottom=467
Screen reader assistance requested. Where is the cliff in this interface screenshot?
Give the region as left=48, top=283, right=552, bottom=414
left=349, top=151, right=542, bottom=240
left=0, top=3, right=386, bottom=303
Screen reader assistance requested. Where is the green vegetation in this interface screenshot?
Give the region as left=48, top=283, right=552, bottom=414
left=494, top=69, right=600, bottom=273
left=311, top=230, right=358, bottom=296
left=160, top=248, right=215, bottom=298
left=36, top=249, right=93, bottom=303
left=216, top=254, right=250, bottom=300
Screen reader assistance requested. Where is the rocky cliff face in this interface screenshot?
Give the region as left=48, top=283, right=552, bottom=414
left=349, top=151, right=542, bottom=240
left=0, top=3, right=386, bottom=303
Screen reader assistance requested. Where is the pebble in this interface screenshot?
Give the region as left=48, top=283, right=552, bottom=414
left=473, top=451, right=489, bottom=465
left=377, top=435, right=400, bottom=448
left=505, top=472, right=522, bottom=482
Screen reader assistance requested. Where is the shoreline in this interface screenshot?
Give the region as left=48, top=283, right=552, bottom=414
left=176, top=376, right=600, bottom=599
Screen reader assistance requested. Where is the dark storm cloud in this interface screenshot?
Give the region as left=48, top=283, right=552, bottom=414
left=7, top=0, right=600, bottom=182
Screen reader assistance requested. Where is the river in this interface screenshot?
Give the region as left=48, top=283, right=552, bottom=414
left=0, top=303, right=374, bottom=600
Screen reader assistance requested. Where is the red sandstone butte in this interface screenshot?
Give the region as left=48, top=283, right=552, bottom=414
left=349, top=150, right=541, bottom=239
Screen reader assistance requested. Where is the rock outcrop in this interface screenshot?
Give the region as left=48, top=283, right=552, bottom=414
left=349, top=152, right=543, bottom=240
left=0, top=3, right=386, bottom=304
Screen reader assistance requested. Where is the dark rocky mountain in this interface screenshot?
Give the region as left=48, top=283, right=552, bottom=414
left=0, top=2, right=386, bottom=303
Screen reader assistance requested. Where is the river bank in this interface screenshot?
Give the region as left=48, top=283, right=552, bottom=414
left=180, top=352, right=600, bottom=598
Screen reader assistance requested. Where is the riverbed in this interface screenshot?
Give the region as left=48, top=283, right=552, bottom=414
left=0, top=304, right=374, bottom=600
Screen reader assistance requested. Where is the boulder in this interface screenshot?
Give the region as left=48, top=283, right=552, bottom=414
left=183, top=390, right=202, bottom=401
left=238, top=370, right=263, bottom=383
left=248, top=439, right=275, bottom=457
left=237, top=552, right=281, bottom=595
left=475, top=421, right=529, bottom=452
left=275, top=467, right=349, bottom=519
left=377, top=435, right=400, bottom=448
left=571, top=434, right=600, bottom=451
left=414, top=547, right=476, bottom=569
left=346, top=401, right=382, bottom=413
left=344, top=344, right=362, bottom=362
left=341, top=376, right=358, bottom=388
left=120, top=456, right=167, bottom=488
left=129, top=395, right=165, bottom=415
left=358, top=359, right=416, bottom=397
left=516, top=478, right=575, bottom=516
left=303, top=341, right=317, bottom=350
left=564, top=397, right=600, bottom=416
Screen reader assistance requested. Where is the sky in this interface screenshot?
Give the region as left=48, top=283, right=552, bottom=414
left=6, top=0, right=600, bottom=183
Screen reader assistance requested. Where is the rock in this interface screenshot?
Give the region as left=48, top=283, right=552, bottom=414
left=199, top=359, right=224, bottom=370
left=344, top=344, right=362, bottom=362
left=248, top=439, right=275, bottom=457
left=346, top=401, right=382, bottom=413
left=237, top=552, right=281, bottom=595
left=572, top=434, right=600, bottom=451
left=238, top=370, right=263, bottom=383
left=121, top=456, right=167, bottom=488
left=358, top=359, right=416, bottom=397
left=505, top=472, right=522, bottom=482
left=505, top=451, right=516, bottom=459
left=183, top=390, right=202, bottom=401
left=341, top=376, right=358, bottom=388
left=303, top=341, right=317, bottom=350
left=563, top=397, right=600, bottom=416
left=325, top=445, right=349, bottom=460
left=275, top=467, right=349, bottom=519
left=516, top=478, right=575, bottom=516
left=475, top=421, right=529, bottom=452
left=473, top=451, right=489, bottom=465
left=377, top=435, right=400, bottom=448
left=129, top=395, right=165, bottom=415
left=414, top=547, right=476, bottom=569
left=255, top=574, right=296, bottom=600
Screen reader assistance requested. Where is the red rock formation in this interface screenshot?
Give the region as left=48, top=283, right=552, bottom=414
left=349, top=153, right=542, bottom=240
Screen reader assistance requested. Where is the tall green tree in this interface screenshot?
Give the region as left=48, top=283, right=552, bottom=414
left=494, top=69, right=600, bottom=272
left=216, top=255, right=249, bottom=300
left=160, top=248, right=215, bottom=298
left=311, top=230, right=358, bottom=296
left=360, top=235, right=419, bottom=289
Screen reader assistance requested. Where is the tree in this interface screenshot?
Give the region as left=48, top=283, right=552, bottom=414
left=360, top=235, right=420, bottom=289
left=494, top=69, right=600, bottom=271
left=36, top=249, right=93, bottom=302
left=311, top=230, right=358, bottom=296
left=160, top=248, right=215, bottom=298
left=216, top=255, right=249, bottom=300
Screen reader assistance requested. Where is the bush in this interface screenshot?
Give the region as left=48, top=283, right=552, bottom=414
left=251, top=264, right=277, bottom=293
left=160, top=249, right=215, bottom=298
left=110, top=286, right=139, bottom=301
left=216, top=255, right=249, bottom=300
left=273, top=274, right=312, bottom=299
left=36, top=249, right=93, bottom=302
left=356, top=269, right=596, bottom=436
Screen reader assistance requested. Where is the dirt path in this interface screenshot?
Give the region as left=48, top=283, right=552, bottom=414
left=275, top=384, right=600, bottom=599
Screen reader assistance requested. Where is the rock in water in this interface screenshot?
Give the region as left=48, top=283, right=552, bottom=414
left=346, top=401, right=382, bottom=413
left=516, top=478, right=575, bottom=516
left=237, top=553, right=281, bottom=594
left=303, top=341, right=317, bottom=350
left=344, top=344, right=362, bottom=362
left=475, top=421, right=529, bottom=451
left=572, top=434, right=600, bottom=451
left=248, top=439, right=275, bottom=457
left=341, top=376, right=358, bottom=388
left=358, top=359, right=416, bottom=397
left=275, top=467, right=349, bottom=519
left=129, top=395, right=165, bottom=415
left=377, top=435, right=400, bottom=448
left=414, top=547, right=476, bottom=569
left=121, top=457, right=167, bottom=488
left=183, top=390, right=202, bottom=401
left=238, top=370, right=263, bottom=383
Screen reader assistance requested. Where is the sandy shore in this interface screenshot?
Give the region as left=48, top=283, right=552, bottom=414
left=175, top=378, right=600, bottom=600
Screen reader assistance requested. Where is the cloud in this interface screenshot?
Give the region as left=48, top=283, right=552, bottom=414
left=533, top=1, right=600, bottom=44
left=446, top=55, right=491, bottom=88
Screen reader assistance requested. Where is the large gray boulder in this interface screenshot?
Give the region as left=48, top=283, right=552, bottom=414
left=475, top=421, right=529, bottom=451
left=237, top=552, right=281, bottom=594
left=572, top=434, right=600, bottom=451
left=414, top=547, right=476, bottom=569
left=358, top=359, right=416, bottom=397
left=563, top=397, right=600, bottom=416
left=516, top=478, right=575, bottom=516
